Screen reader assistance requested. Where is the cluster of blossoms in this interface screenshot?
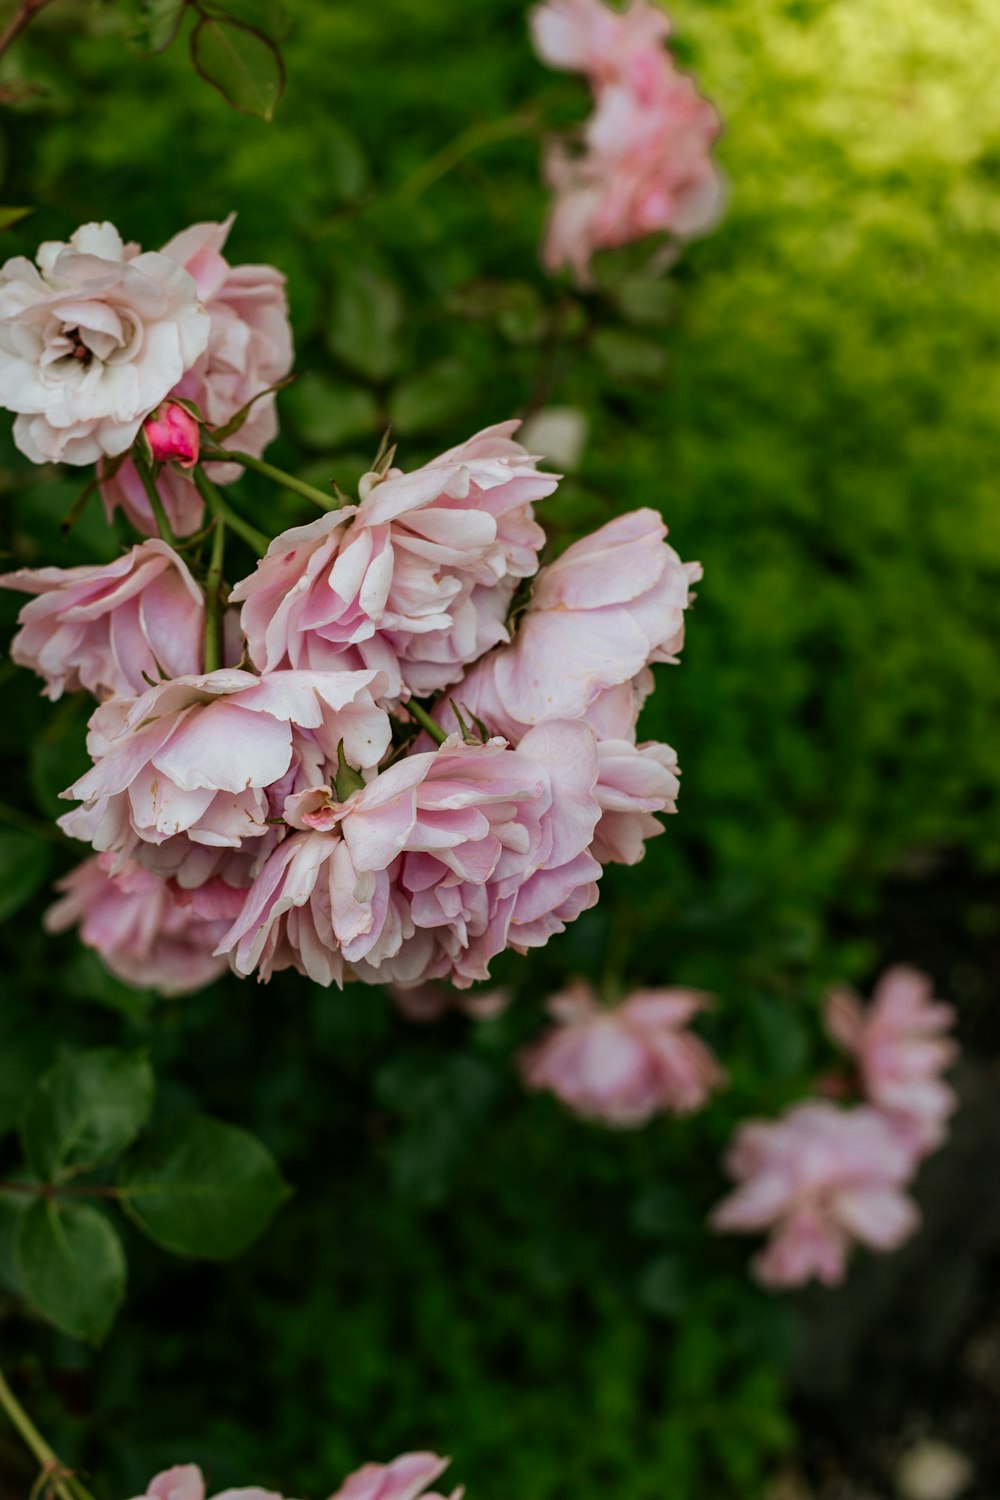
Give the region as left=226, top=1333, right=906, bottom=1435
left=0, top=219, right=699, bottom=996
left=134, top=1452, right=460, bottom=1500
left=712, top=967, right=958, bottom=1288
left=520, top=979, right=724, bottom=1125
left=530, top=0, right=724, bottom=281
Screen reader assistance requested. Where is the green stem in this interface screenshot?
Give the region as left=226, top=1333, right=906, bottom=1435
left=134, top=455, right=178, bottom=547
left=0, top=1362, right=94, bottom=1500
left=403, top=698, right=447, bottom=746
left=203, top=519, right=226, bottom=674
left=192, top=467, right=269, bottom=555
left=0, top=1181, right=122, bottom=1199
left=201, top=447, right=336, bottom=513
left=394, top=109, right=538, bottom=204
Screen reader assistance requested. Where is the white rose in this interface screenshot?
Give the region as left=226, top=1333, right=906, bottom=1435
left=0, top=221, right=210, bottom=465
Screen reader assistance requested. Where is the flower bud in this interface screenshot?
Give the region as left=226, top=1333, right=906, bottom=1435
left=143, top=402, right=200, bottom=469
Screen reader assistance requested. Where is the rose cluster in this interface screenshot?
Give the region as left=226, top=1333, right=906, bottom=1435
left=0, top=219, right=699, bottom=997
left=711, top=967, right=958, bottom=1288
left=530, top=0, right=724, bottom=281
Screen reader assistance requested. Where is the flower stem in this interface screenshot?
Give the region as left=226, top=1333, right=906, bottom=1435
left=201, top=447, right=336, bottom=513
left=394, top=109, right=539, bottom=204
left=0, top=1362, right=94, bottom=1500
left=134, top=455, right=178, bottom=547
left=403, top=698, right=447, bottom=746
left=192, top=467, right=269, bottom=555
left=203, top=520, right=226, bottom=674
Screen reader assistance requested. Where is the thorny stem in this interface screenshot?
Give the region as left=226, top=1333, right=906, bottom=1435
left=192, top=466, right=269, bottom=555
left=0, top=1361, right=95, bottom=1500
left=134, top=455, right=178, bottom=547
left=402, top=698, right=447, bottom=746
left=0, top=0, right=59, bottom=61
left=201, top=446, right=336, bottom=513
left=203, top=519, right=226, bottom=673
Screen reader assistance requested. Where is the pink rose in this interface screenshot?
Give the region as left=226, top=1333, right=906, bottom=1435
left=45, top=853, right=243, bottom=996
left=530, top=0, right=723, bottom=282
left=102, top=214, right=293, bottom=537
left=134, top=1464, right=283, bottom=1500
left=711, top=1102, right=921, bottom=1288
left=825, top=966, right=958, bottom=1156
left=0, top=222, right=209, bottom=465
left=387, top=981, right=511, bottom=1023
left=144, top=401, right=200, bottom=468
left=230, top=422, right=555, bottom=701
left=481, top=509, right=699, bottom=724
left=0, top=539, right=204, bottom=701
left=329, top=1453, right=459, bottom=1500
left=58, top=668, right=391, bottom=886
left=218, top=722, right=601, bottom=988
left=521, top=980, right=723, bottom=1125
left=530, top=0, right=671, bottom=87
left=543, top=75, right=723, bottom=283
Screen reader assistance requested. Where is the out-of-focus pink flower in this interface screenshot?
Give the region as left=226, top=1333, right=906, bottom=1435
left=329, top=1452, right=460, bottom=1500
left=218, top=722, right=601, bottom=989
left=45, top=853, right=243, bottom=995
left=0, top=222, right=209, bottom=466
left=58, top=668, right=390, bottom=886
left=521, top=980, right=722, bottom=1125
left=230, top=422, right=555, bottom=701
left=825, top=966, right=958, bottom=1155
left=711, top=1102, right=921, bottom=1288
left=530, top=0, right=723, bottom=282
left=387, top=981, right=511, bottom=1023
left=102, top=215, right=292, bottom=537
left=530, top=0, right=670, bottom=85
left=144, top=401, right=200, bottom=468
left=134, top=1464, right=283, bottom=1500
left=0, top=540, right=204, bottom=701
left=542, top=76, right=723, bottom=283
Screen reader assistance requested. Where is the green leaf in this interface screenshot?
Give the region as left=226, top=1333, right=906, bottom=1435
left=210, top=375, right=295, bottom=443
left=29, top=696, right=91, bottom=820
left=0, top=206, right=33, bottom=233
left=21, top=1049, right=154, bottom=1184
left=637, top=1254, right=688, bottom=1318
left=0, top=1016, right=51, bottom=1140
left=15, top=1199, right=126, bottom=1344
left=327, top=262, right=404, bottom=382
left=389, top=359, right=475, bottom=436
left=130, top=0, right=188, bottom=54
left=190, top=15, right=284, bottom=120
left=0, top=1184, right=29, bottom=1295
left=285, top=374, right=379, bottom=451
left=202, top=0, right=290, bottom=40
left=0, top=832, right=51, bottom=924
left=612, top=276, right=677, bottom=327
left=119, top=1115, right=290, bottom=1259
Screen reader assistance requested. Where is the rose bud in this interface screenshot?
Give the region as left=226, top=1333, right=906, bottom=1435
left=143, top=402, right=200, bottom=469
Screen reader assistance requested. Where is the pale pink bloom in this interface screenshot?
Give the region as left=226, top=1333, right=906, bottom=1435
left=521, top=980, right=722, bottom=1125
left=230, top=421, right=555, bottom=701
left=330, top=1452, right=460, bottom=1500
left=530, top=0, right=670, bottom=87
left=591, top=737, right=679, bottom=864
left=144, top=401, right=200, bottom=468
left=543, top=70, right=723, bottom=282
left=45, top=853, right=243, bottom=995
left=102, top=214, right=292, bottom=536
left=711, top=1102, right=921, bottom=1288
left=218, top=722, right=601, bottom=989
left=480, top=509, right=699, bottom=725
left=0, top=221, right=209, bottom=465
left=826, top=966, right=958, bottom=1155
left=58, top=668, right=391, bottom=886
left=134, top=1464, right=283, bottom=1500
left=0, top=540, right=204, bottom=701
left=387, top=981, right=511, bottom=1023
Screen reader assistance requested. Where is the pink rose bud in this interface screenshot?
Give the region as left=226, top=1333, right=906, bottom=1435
left=144, top=402, right=200, bottom=468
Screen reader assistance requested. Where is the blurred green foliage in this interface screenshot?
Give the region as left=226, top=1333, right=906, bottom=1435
left=1, top=0, right=998, bottom=1494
